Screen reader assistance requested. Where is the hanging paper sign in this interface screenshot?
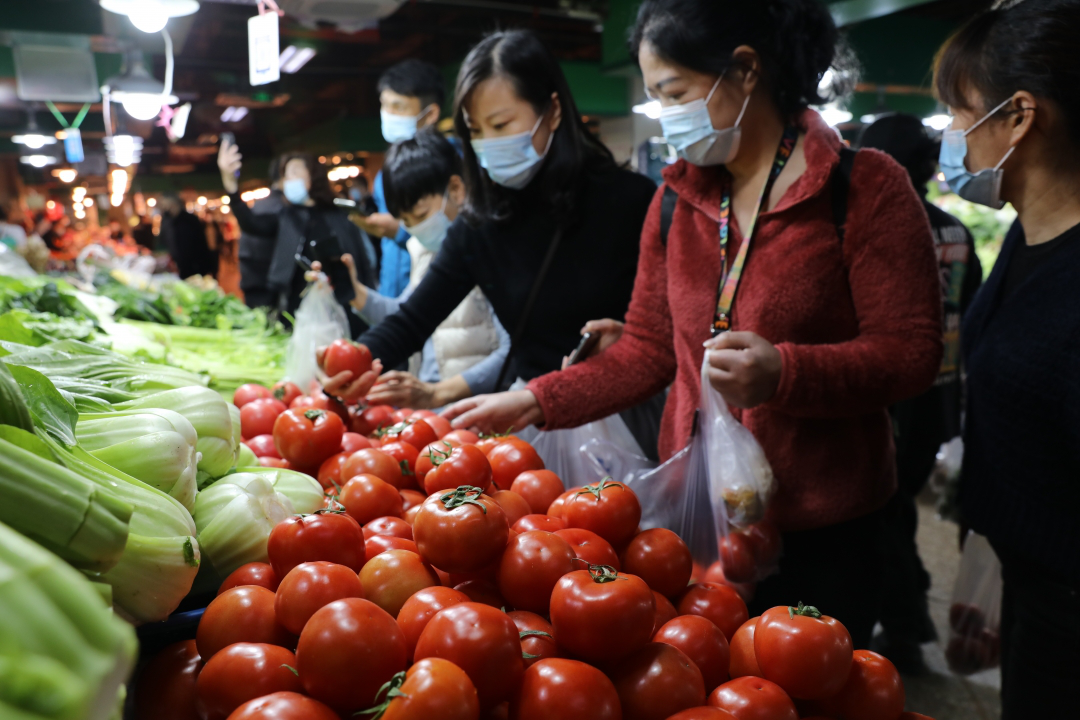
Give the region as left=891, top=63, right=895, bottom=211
left=248, top=11, right=280, bottom=86
left=58, top=129, right=84, bottom=164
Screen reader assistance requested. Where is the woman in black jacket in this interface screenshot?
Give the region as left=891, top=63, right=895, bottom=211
left=217, top=147, right=377, bottom=331
left=934, top=1, right=1080, bottom=715
left=326, top=30, right=656, bottom=400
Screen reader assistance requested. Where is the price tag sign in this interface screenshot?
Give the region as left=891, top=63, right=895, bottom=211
left=248, top=11, right=280, bottom=86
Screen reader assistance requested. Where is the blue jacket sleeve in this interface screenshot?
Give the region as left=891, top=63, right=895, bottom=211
left=459, top=300, right=512, bottom=395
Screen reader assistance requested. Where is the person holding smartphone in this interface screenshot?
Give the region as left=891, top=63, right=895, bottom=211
left=217, top=144, right=378, bottom=332
left=322, top=30, right=658, bottom=421
left=440, top=0, right=945, bottom=648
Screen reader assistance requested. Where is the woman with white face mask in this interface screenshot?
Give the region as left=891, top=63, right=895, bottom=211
left=443, top=0, right=946, bottom=647
left=324, top=29, right=660, bottom=451
left=933, top=2, right=1080, bottom=715
left=322, top=130, right=511, bottom=410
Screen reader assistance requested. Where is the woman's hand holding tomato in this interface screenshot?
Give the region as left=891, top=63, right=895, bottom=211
left=317, top=341, right=382, bottom=403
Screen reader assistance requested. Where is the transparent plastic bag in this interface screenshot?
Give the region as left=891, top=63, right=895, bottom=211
left=285, top=274, right=349, bottom=391
left=946, top=531, right=1003, bottom=675
left=0, top=244, right=36, bottom=278
left=529, top=414, right=649, bottom=490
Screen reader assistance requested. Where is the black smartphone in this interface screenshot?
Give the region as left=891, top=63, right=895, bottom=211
left=307, top=230, right=356, bottom=305
left=567, top=332, right=600, bottom=366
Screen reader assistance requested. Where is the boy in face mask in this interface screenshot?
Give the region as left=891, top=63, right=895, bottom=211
left=358, top=59, right=447, bottom=299
left=340, top=130, right=510, bottom=410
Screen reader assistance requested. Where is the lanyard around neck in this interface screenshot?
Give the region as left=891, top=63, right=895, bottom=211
left=712, top=126, right=799, bottom=336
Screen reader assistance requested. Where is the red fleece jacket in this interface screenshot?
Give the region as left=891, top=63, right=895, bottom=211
left=528, top=110, right=943, bottom=532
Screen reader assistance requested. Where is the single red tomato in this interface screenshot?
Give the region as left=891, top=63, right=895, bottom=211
left=195, top=643, right=302, bottom=720
left=743, top=521, right=781, bottom=566
left=708, top=676, right=798, bottom=720
left=397, top=586, right=471, bottom=661
left=610, top=642, right=707, bottom=720
left=424, top=444, right=493, bottom=495
left=400, top=489, right=426, bottom=512
left=652, top=591, right=679, bottom=636
left=258, top=457, right=290, bottom=469
left=341, top=432, right=372, bottom=454
left=488, top=439, right=545, bottom=490
left=365, top=658, right=480, bottom=720
left=622, top=527, right=693, bottom=598
left=218, top=562, right=279, bottom=595
left=561, top=478, right=642, bottom=548
left=702, top=562, right=756, bottom=604
left=365, top=516, right=413, bottom=540
left=510, top=658, right=620, bottom=720
left=655, top=615, right=731, bottom=692
left=719, top=533, right=757, bottom=584
left=267, top=512, right=366, bottom=576
left=274, top=561, right=365, bottom=635
left=453, top=579, right=506, bottom=608
left=729, top=618, right=763, bottom=678
left=817, top=650, right=904, bottom=720
left=245, top=434, right=280, bottom=459
left=423, top=415, right=453, bottom=439
left=273, top=408, right=344, bottom=468
left=351, top=404, right=395, bottom=436
left=555, top=527, right=620, bottom=570
left=234, top=383, right=272, bottom=408
left=323, top=339, right=373, bottom=379
left=476, top=434, right=517, bottom=456
left=754, top=603, right=853, bottom=700
left=360, top=549, right=440, bottom=617
left=443, top=428, right=480, bottom=445
left=405, top=505, right=421, bottom=525
left=366, top=534, right=418, bottom=559
left=225, top=692, right=338, bottom=720
left=133, top=640, right=201, bottom=720
left=391, top=408, right=414, bottom=423
left=413, top=602, right=525, bottom=711
left=383, top=418, right=438, bottom=451
left=496, top=530, right=576, bottom=613
left=289, top=395, right=315, bottom=411
left=667, top=709, right=738, bottom=720
left=381, top=439, right=421, bottom=481
left=241, top=398, right=287, bottom=440
left=307, top=391, right=349, bottom=423
left=413, top=486, right=509, bottom=574
left=510, top=470, right=565, bottom=515
left=196, top=586, right=294, bottom=660
left=508, top=610, right=560, bottom=668
left=549, top=565, right=655, bottom=664
left=342, top=448, right=405, bottom=489
left=415, top=440, right=456, bottom=486
left=341, top=473, right=405, bottom=525
left=316, top=451, right=349, bottom=489
left=546, top=488, right=579, bottom=519
left=296, top=598, right=408, bottom=711
left=512, top=514, right=566, bottom=534
left=678, top=583, right=750, bottom=642
left=492, top=490, right=531, bottom=527
left=272, top=381, right=303, bottom=407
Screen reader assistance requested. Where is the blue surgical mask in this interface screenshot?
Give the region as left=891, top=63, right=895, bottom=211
left=283, top=178, right=309, bottom=205
left=939, top=96, right=1016, bottom=209
left=471, top=115, right=554, bottom=190
left=404, top=193, right=451, bottom=252
left=380, top=105, right=434, bottom=144
left=659, top=76, right=750, bottom=167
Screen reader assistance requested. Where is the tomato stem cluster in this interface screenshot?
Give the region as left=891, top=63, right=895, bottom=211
left=585, top=563, right=624, bottom=584
left=788, top=601, right=823, bottom=619
left=354, top=671, right=410, bottom=719
left=575, top=477, right=623, bottom=501
left=427, top=441, right=455, bottom=468
left=303, top=409, right=326, bottom=421
left=439, top=485, right=488, bottom=513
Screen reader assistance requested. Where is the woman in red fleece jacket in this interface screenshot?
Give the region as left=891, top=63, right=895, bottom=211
left=445, top=0, right=943, bottom=645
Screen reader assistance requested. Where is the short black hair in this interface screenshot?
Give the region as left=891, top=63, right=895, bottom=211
left=934, top=0, right=1080, bottom=148
left=382, top=129, right=462, bottom=217
left=858, top=113, right=940, bottom=190
left=377, top=59, right=446, bottom=112
left=630, top=0, right=854, bottom=123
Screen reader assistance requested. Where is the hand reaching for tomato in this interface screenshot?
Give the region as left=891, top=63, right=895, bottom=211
left=441, top=390, right=545, bottom=434
left=317, top=341, right=383, bottom=403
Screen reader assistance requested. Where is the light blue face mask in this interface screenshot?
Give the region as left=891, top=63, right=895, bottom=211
left=381, top=108, right=430, bottom=144
left=939, top=96, right=1016, bottom=209
left=404, top=193, right=451, bottom=252
left=283, top=178, right=309, bottom=205
left=658, top=75, right=751, bottom=166
left=471, top=114, right=554, bottom=190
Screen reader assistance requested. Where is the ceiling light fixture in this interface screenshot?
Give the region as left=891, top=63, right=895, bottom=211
left=221, top=106, right=249, bottom=123
left=631, top=101, right=662, bottom=120
left=13, top=113, right=57, bottom=149
left=99, top=0, right=200, bottom=34
left=20, top=155, right=57, bottom=168
left=279, top=45, right=316, bottom=74
left=923, top=114, right=952, bottom=131
left=104, top=135, right=144, bottom=167
left=103, top=49, right=179, bottom=121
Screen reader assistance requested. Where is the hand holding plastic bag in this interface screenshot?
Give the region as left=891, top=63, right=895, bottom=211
left=285, top=273, right=349, bottom=391
left=946, top=531, right=1002, bottom=675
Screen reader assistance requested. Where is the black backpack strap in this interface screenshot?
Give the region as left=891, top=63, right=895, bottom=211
left=831, top=146, right=857, bottom=246
left=659, top=184, right=678, bottom=247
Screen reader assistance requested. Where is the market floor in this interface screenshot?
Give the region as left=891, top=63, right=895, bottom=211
left=900, top=493, right=1001, bottom=720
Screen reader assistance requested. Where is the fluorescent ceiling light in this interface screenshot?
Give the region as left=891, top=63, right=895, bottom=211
left=860, top=114, right=879, bottom=124
left=102, top=51, right=178, bottom=121
left=818, top=105, right=853, bottom=127
left=13, top=134, right=57, bottom=149
left=279, top=46, right=316, bottom=74
left=221, top=106, right=249, bottom=122
left=104, top=135, right=144, bottom=167
left=21, top=155, right=57, bottom=168
left=57, top=168, right=78, bottom=183
left=100, top=0, right=200, bottom=34
left=923, top=114, right=952, bottom=131
left=632, top=101, right=662, bottom=120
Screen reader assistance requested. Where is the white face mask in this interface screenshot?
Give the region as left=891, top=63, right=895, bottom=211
left=404, top=193, right=451, bottom=252
left=658, top=75, right=751, bottom=167
left=470, top=114, right=554, bottom=190
left=381, top=105, right=434, bottom=144
left=939, top=96, right=1017, bottom=209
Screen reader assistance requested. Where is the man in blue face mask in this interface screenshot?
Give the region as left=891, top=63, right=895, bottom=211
left=356, top=59, right=446, bottom=299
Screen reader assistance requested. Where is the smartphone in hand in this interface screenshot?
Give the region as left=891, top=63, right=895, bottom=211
left=567, top=332, right=600, bottom=366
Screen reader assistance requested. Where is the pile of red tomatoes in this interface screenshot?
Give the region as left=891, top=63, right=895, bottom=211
left=136, top=361, right=938, bottom=720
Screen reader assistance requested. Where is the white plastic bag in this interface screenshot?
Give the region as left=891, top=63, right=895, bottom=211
left=530, top=414, right=648, bottom=490
left=285, top=274, right=349, bottom=391
left=946, top=531, right=1002, bottom=675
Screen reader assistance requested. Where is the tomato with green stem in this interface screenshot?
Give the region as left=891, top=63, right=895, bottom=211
left=562, top=478, right=641, bottom=548
left=510, top=658, right=620, bottom=720
left=273, top=408, right=344, bottom=468
left=424, top=444, right=493, bottom=495
left=382, top=419, right=438, bottom=452
left=272, top=381, right=302, bottom=407
left=360, top=658, right=480, bottom=720
left=195, top=643, right=302, bottom=720
left=267, top=511, right=366, bottom=576
left=508, top=611, right=560, bottom=668
left=380, top=440, right=421, bottom=488
left=754, top=603, right=853, bottom=700
left=549, top=564, right=655, bottom=664
left=413, top=486, right=509, bottom=574
left=274, top=561, right=365, bottom=635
